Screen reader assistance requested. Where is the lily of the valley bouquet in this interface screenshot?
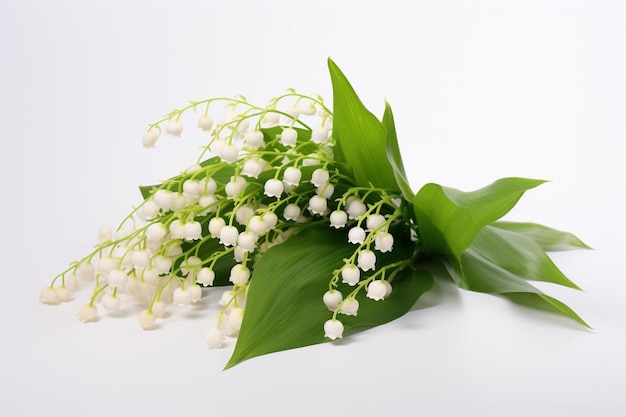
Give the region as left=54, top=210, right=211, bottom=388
left=41, top=59, right=589, bottom=368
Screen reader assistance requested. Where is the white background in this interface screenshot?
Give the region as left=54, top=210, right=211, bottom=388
left=1, top=0, right=625, bottom=415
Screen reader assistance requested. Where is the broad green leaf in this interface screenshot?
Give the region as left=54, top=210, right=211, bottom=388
left=225, top=224, right=433, bottom=369
left=472, top=225, right=582, bottom=289
left=413, top=177, right=546, bottom=260
left=383, top=101, right=414, bottom=202
left=444, top=243, right=589, bottom=328
left=492, top=221, right=591, bottom=251
left=328, top=58, right=398, bottom=191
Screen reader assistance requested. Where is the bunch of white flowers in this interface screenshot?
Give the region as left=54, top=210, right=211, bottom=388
left=42, top=90, right=409, bottom=348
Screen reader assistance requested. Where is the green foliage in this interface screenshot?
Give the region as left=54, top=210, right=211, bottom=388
left=413, top=177, right=546, bottom=260
left=328, top=58, right=399, bottom=191
left=225, top=225, right=433, bottom=368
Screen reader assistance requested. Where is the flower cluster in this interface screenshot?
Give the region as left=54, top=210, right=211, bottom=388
left=42, top=90, right=411, bottom=348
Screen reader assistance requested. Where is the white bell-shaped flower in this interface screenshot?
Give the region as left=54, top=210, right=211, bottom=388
left=146, top=223, right=167, bottom=242
left=142, top=131, right=158, bottom=148
left=170, top=193, right=187, bottom=212
left=165, top=120, right=183, bottom=137
left=140, top=201, right=160, bottom=219
left=241, top=158, right=265, bottom=178
left=97, top=226, right=112, bottom=242
left=206, top=327, right=225, bottom=348
left=209, top=217, right=226, bottom=238
left=39, top=287, right=60, bottom=305
left=374, top=232, right=394, bottom=253
left=225, top=176, right=247, bottom=198
left=138, top=310, right=157, bottom=330
left=200, top=177, right=217, bottom=195
left=229, top=264, right=251, bottom=285
left=152, top=301, right=166, bottom=318
left=366, top=214, right=386, bottom=230
left=227, top=308, right=245, bottom=335
left=357, top=250, right=376, bottom=272
left=169, top=219, right=185, bottom=239
left=108, top=269, right=128, bottom=288
left=244, top=216, right=263, bottom=236
left=280, top=127, right=298, bottom=146
left=324, top=319, right=344, bottom=340
left=153, top=189, right=173, bottom=210
left=188, top=284, right=202, bottom=303
left=323, top=290, right=343, bottom=311
left=131, top=250, right=150, bottom=268
left=263, top=112, right=280, bottom=125
left=219, top=226, right=239, bottom=247
left=340, top=298, right=359, bottom=316
left=341, top=264, right=360, bottom=286
left=264, top=178, right=284, bottom=198
left=244, top=130, right=265, bottom=148
left=198, top=114, right=214, bottom=131
left=366, top=280, right=387, bottom=301
left=347, top=199, right=367, bottom=220
left=283, top=167, right=302, bottom=186
left=219, top=143, right=239, bottom=163
left=235, top=205, right=254, bottom=226
left=296, top=99, right=316, bottom=115
left=78, top=304, right=97, bottom=322
left=311, top=126, right=329, bottom=144
left=237, top=231, right=257, bottom=252
left=182, top=180, right=200, bottom=198
left=78, top=262, right=95, bottom=281
left=347, top=226, right=366, bottom=244
left=262, top=212, right=279, bottom=230
left=311, top=168, right=329, bottom=187
left=317, top=183, right=335, bottom=199
left=197, top=268, right=216, bottom=286
left=173, top=287, right=192, bottom=305
left=330, top=210, right=348, bottom=229
left=308, top=195, right=327, bottom=215
left=153, top=255, right=173, bottom=274
left=283, top=204, right=301, bottom=221
left=102, top=294, right=121, bottom=312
